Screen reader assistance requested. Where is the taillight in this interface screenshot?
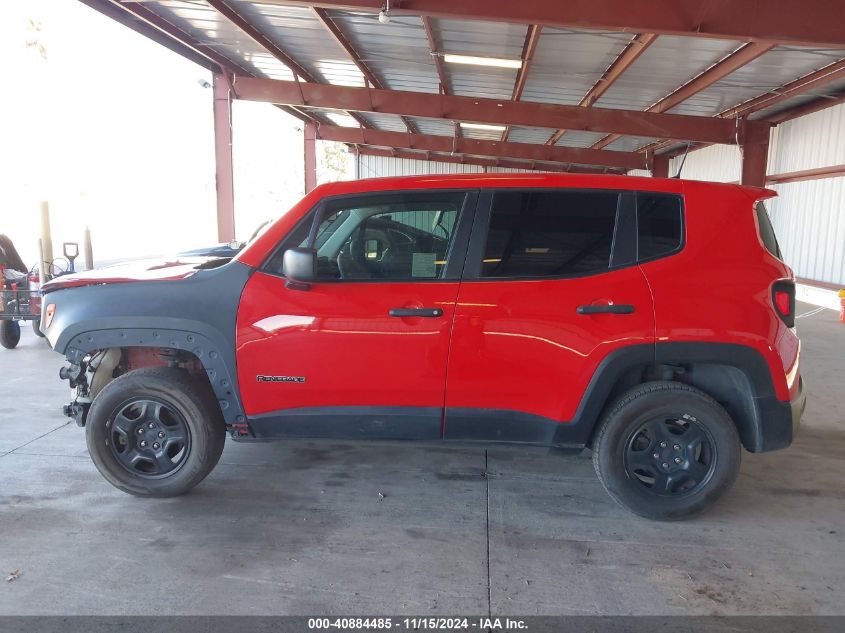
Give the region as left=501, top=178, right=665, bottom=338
left=772, top=281, right=795, bottom=328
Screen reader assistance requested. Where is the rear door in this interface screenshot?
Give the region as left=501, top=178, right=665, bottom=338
left=444, top=188, right=655, bottom=444
left=236, top=190, right=476, bottom=440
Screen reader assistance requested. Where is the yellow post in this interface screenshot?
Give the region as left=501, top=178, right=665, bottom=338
left=83, top=226, right=94, bottom=271
left=39, top=201, right=53, bottom=270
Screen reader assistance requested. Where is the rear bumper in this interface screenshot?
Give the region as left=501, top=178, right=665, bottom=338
left=755, top=377, right=806, bottom=452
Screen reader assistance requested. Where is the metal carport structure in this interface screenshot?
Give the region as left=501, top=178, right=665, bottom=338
left=78, top=0, right=845, bottom=242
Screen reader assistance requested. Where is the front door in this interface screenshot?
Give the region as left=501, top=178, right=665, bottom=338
left=237, top=190, right=476, bottom=440
left=444, top=188, right=656, bottom=444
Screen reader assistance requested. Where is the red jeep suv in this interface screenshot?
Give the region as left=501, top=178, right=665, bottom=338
left=42, top=174, right=804, bottom=520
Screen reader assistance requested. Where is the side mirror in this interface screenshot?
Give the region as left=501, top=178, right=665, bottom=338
left=282, top=248, right=316, bottom=290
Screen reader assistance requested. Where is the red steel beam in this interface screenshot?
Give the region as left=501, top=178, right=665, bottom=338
left=262, top=0, right=845, bottom=49
left=421, top=16, right=449, bottom=95
left=592, top=41, right=775, bottom=149
left=766, top=163, right=845, bottom=185
left=652, top=155, right=670, bottom=178
left=213, top=74, right=236, bottom=242
left=511, top=24, right=542, bottom=102
left=766, top=90, right=845, bottom=124
left=315, top=124, right=648, bottom=169
left=502, top=24, right=542, bottom=142
left=232, top=75, right=740, bottom=144
left=312, top=8, right=380, bottom=87
left=304, top=121, right=318, bottom=192
left=547, top=32, right=658, bottom=146
left=350, top=146, right=623, bottom=174
left=740, top=121, right=771, bottom=187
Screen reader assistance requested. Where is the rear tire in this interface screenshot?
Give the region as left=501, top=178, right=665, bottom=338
left=0, top=321, right=21, bottom=349
left=592, top=381, right=741, bottom=521
left=86, top=367, right=226, bottom=497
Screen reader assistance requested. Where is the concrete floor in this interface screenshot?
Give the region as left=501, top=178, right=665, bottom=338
left=0, top=302, right=843, bottom=616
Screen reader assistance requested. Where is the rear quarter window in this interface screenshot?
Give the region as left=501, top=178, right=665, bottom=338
left=636, top=192, right=683, bottom=261
left=756, top=202, right=783, bottom=260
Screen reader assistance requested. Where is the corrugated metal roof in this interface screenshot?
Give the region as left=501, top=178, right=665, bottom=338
left=155, top=0, right=294, bottom=79
left=115, top=1, right=845, bottom=168
left=228, top=0, right=364, bottom=86
left=326, top=11, right=441, bottom=93
left=433, top=18, right=525, bottom=99
left=507, top=126, right=556, bottom=144
left=357, top=112, right=409, bottom=132
left=521, top=28, right=633, bottom=106
left=670, top=45, right=845, bottom=117
left=593, top=35, right=742, bottom=111
left=604, top=136, right=661, bottom=152
left=554, top=131, right=610, bottom=148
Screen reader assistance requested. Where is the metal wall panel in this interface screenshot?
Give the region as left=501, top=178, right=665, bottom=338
left=768, top=177, right=845, bottom=285
left=355, top=155, right=549, bottom=177
left=662, top=110, right=845, bottom=284
left=668, top=144, right=741, bottom=183
left=356, top=155, right=483, bottom=178
left=767, top=102, right=845, bottom=174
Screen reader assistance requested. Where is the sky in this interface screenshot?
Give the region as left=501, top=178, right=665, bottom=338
left=1, top=0, right=348, bottom=268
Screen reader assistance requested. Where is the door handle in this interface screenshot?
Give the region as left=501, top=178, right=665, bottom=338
left=389, top=307, right=444, bottom=318
left=576, top=304, right=635, bottom=315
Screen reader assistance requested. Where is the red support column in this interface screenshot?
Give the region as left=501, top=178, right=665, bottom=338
left=652, top=154, right=670, bottom=178
left=213, top=74, right=235, bottom=242
left=304, top=122, right=317, bottom=193
left=741, top=121, right=771, bottom=187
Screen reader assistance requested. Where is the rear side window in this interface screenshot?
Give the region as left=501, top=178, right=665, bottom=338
left=636, top=192, right=683, bottom=261
left=756, top=202, right=782, bottom=259
left=481, top=190, right=619, bottom=278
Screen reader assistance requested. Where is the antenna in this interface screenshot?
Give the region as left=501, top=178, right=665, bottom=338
left=672, top=143, right=691, bottom=179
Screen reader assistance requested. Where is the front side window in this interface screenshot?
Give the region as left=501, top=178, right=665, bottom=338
left=480, top=190, right=620, bottom=278
left=267, top=192, right=466, bottom=281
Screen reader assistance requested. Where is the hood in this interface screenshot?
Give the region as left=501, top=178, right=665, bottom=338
left=42, top=257, right=227, bottom=293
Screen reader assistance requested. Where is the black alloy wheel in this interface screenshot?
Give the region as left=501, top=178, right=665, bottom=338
left=623, top=414, right=715, bottom=496
left=109, top=398, right=192, bottom=478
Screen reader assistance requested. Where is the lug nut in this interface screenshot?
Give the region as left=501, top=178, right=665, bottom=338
left=152, top=442, right=160, bottom=450
left=674, top=457, right=683, bottom=464
left=140, top=440, right=148, bottom=448
left=157, top=431, right=165, bottom=438
left=137, top=428, right=144, bottom=435
left=652, top=453, right=660, bottom=459
left=148, top=422, right=155, bottom=429
left=661, top=462, right=669, bottom=469
left=673, top=444, right=681, bottom=451
left=659, top=441, right=667, bottom=448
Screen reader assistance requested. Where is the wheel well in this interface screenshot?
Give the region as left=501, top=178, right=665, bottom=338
left=594, top=362, right=758, bottom=451
left=89, top=346, right=210, bottom=398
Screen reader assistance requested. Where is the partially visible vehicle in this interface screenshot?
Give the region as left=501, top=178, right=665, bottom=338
left=40, top=174, right=804, bottom=519
left=0, top=234, right=45, bottom=348
left=177, top=220, right=272, bottom=259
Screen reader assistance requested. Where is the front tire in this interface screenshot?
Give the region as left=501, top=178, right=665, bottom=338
left=592, top=381, right=741, bottom=521
left=0, top=321, right=21, bottom=349
left=86, top=367, right=226, bottom=497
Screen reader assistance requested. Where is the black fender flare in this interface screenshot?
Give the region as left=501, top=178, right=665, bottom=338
left=61, top=323, right=245, bottom=428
